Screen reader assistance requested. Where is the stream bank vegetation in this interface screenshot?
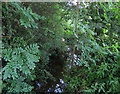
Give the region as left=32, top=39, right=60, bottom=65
left=1, top=1, right=120, bottom=93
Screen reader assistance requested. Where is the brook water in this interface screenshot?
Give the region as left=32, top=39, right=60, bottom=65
left=34, top=47, right=78, bottom=93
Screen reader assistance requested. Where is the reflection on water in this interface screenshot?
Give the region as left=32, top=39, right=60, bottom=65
left=47, top=88, right=52, bottom=92
left=60, top=79, right=64, bottom=84
left=34, top=47, right=78, bottom=93
left=54, top=79, right=67, bottom=93
left=37, top=82, right=41, bottom=88
left=54, top=88, right=63, bottom=93
left=36, top=78, right=67, bottom=93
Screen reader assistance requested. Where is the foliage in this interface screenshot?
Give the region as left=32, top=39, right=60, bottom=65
left=29, top=3, right=67, bottom=91
left=1, top=2, right=120, bottom=93
left=2, top=2, right=66, bottom=92
left=2, top=37, right=40, bottom=92
left=63, top=2, right=120, bottom=93
left=2, top=2, right=41, bottom=92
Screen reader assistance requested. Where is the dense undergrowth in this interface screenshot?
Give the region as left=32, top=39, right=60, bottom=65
left=1, top=1, right=120, bottom=93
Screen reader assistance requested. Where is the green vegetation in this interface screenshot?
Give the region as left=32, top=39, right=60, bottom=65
left=1, top=2, right=120, bottom=93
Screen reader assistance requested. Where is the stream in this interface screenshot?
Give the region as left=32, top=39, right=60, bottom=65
left=34, top=47, right=78, bottom=93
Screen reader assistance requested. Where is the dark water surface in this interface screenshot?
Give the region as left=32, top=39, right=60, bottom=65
left=33, top=48, right=77, bottom=93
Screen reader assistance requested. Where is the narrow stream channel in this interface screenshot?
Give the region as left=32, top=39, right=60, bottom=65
left=34, top=47, right=78, bottom=93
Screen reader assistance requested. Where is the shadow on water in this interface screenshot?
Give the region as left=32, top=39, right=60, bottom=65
left=33, top=47, right=77, bottom=93
left=33, top=48, right=70, bottom=93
